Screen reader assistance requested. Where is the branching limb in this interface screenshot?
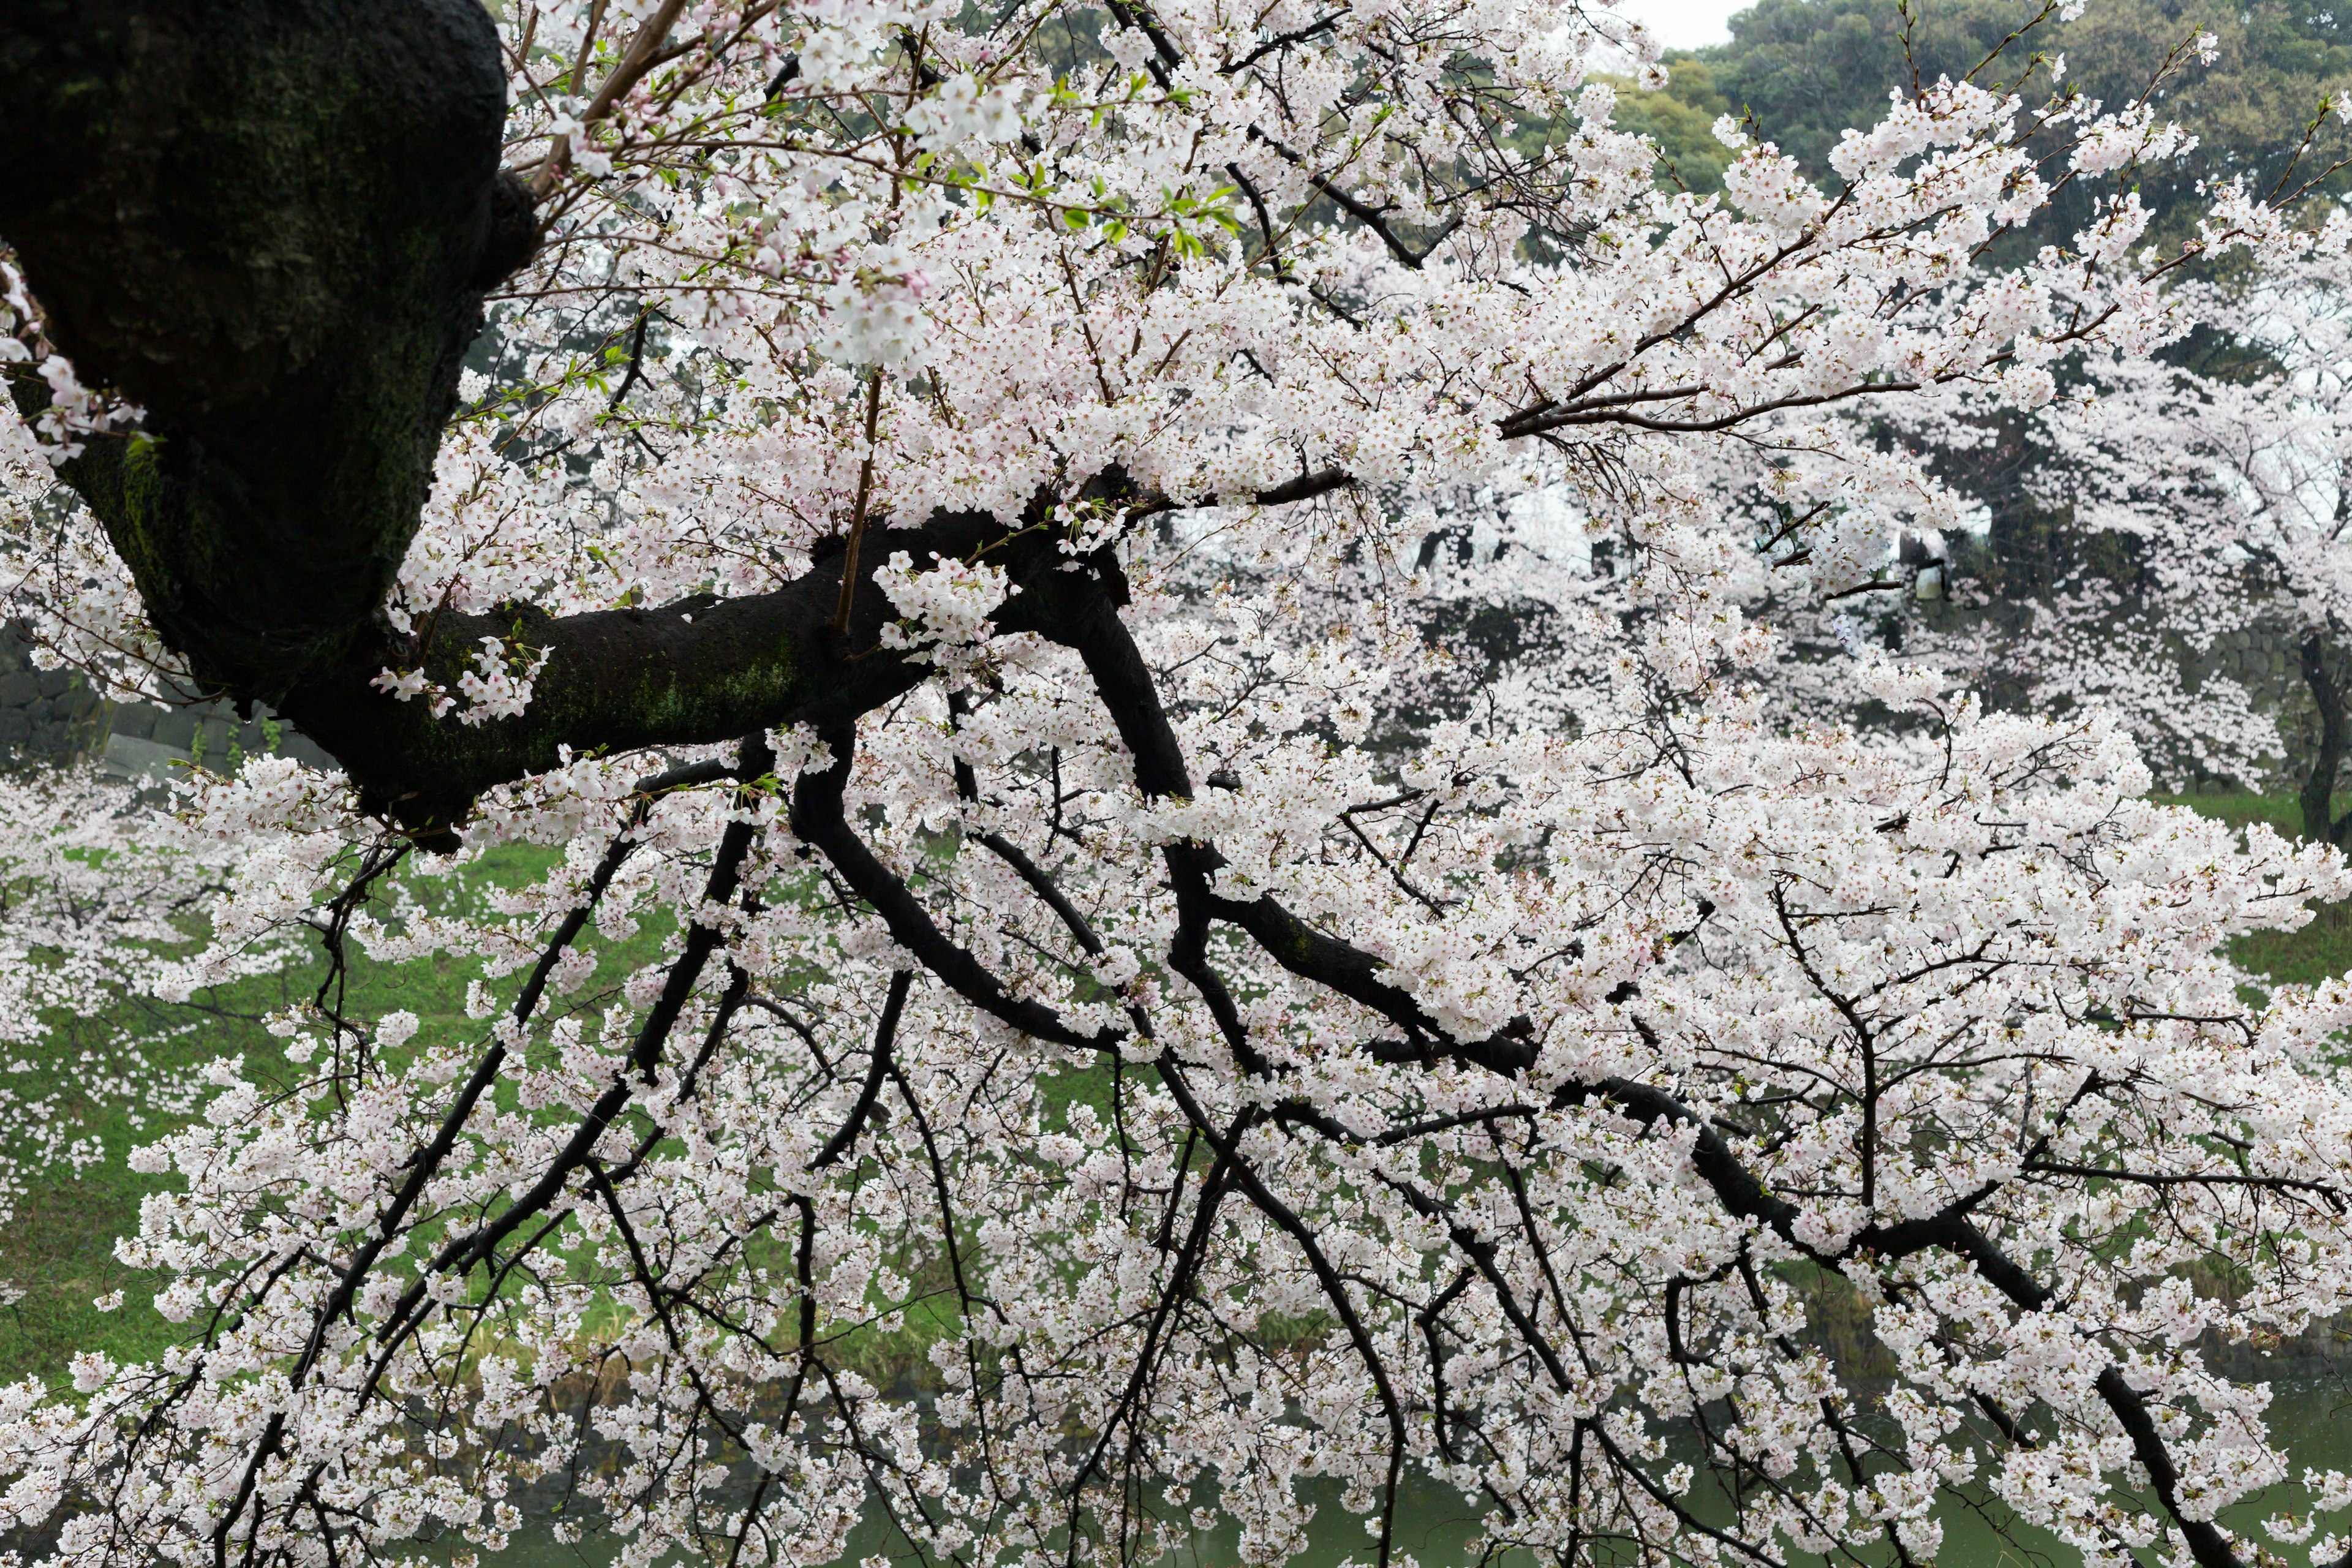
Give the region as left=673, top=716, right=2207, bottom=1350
left=811, top=969, right=912, bottom=1169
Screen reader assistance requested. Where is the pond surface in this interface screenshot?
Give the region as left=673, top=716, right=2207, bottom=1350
left=459, top=1380, right=2352, bottom=1567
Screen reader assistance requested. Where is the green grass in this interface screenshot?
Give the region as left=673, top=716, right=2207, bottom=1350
left=1, top=976, right=307, bottom=1382
left=2227, top=908, right=2352, bottom=990
left=0, top=839, right=976, bottom=1398
left=0, top=956, right=500, bottom=1387
left=2152, top=789, right=2306, bottom=838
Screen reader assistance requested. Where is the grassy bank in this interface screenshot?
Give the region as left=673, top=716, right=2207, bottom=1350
left=0, top=844, right=572, bottom=1384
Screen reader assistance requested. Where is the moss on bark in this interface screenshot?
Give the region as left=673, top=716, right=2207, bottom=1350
left=0, top=0, right=524, bottom=701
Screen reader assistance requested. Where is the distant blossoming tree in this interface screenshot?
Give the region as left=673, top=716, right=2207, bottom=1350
left=6, top=3, right=2352, bottom=1567
left=1986, top=259, right=2352, bottom=837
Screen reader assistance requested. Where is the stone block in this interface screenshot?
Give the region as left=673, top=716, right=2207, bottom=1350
left=279, top=730, right=336, bottom=769
left=152, top=710, right=198, bottom=749
left=110, top=705, right=156, bottom=739
left=0, top=710, right=28, bottom=743
left=0, top=671, right=37, bottom=706
left=36, top=669, right=70, bottom=699
left=100, top=733, right=188, bottom=783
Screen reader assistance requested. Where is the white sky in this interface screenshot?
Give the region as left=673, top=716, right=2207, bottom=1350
left=1611, top=0, right=1747, bottom=51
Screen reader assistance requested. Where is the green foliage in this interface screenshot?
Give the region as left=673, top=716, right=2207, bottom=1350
left=1613, top=0, right=2352, bottom=241
left=1703, top=0, right=2065, bottom=172
left=1602, top=58, right=1733, bottom=192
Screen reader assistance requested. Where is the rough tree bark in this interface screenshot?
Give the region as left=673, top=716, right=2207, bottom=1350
left=2298, top=630, right=2352, bottom=847
left=1, top=0, right=530, bottom=695
left=0, top=0, right=1329, bottom=843
left=0, top=0, right=996, bottom=837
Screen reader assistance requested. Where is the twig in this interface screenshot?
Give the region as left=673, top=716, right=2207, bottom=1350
left=832, top=366, right=887, bottom=637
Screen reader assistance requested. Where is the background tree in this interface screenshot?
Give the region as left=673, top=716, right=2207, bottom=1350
left=1596, top=0, right=2352, bottom=819
left=1956, top=258, right=2352, bottom=842
left=1626, top=0, right=2352, bottom=223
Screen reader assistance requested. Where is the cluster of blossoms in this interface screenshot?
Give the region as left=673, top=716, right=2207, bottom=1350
left=374, top=637, right=557, bottom=726
left=2003, top=228, right=2352, bottom=798
left=0, top=255, right=139, bottom=467
left=9, top=1, right=2352, bottom=1567
left=0, top=769, right=295, bottom=1311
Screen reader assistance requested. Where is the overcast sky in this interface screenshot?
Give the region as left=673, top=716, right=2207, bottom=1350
left=1613, top=0, right=1747, bottom=50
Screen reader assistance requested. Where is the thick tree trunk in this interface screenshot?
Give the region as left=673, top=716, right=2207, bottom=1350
left=0, top=0, right=532, bottom=704
left=0, top=1, right=1371, bottom=843
left=0, top=1, right=1265, bottom=843
left=2297, top=631, right=2351, bottom=846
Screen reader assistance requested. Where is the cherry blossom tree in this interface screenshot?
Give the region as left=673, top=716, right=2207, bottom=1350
left=1648, top=367, right=2305, bottom=796
left=1978, top=254, right=2352, bottom=839
left=8, top=2, right=2352, bottom=1567
left=1790, top=231, right=2352, bottom=831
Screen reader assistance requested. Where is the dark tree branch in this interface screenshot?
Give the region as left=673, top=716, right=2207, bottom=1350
left=209, top=730, right=772, bottom=1559
left=0, top=2, right=2109, bottom=867
left=0, top=4, right=1129, bottom=850
left=284, top=510, right=1058, bottom=842
left=788, top=721, right=1112, bottom=1053
left=1245, top=128, right=1461, bottom=270
left=1036, top=565, right=1537, bottom=1069
left=810, top=969, right=911, bottom=1169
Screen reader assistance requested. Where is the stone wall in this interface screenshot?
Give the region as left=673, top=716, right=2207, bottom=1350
left=2166, top=609, right=2309, bottom=733
left=0, top=623, right=333, bottom=781
left=0, top=622, right=102, bottom=765
left=2189, top=622, right=2299, bottom=698
left=2167, top=616, right=2316, bottom=787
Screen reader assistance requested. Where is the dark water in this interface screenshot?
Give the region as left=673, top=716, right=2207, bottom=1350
left=464, top=1382, right=2352, bottom=1567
